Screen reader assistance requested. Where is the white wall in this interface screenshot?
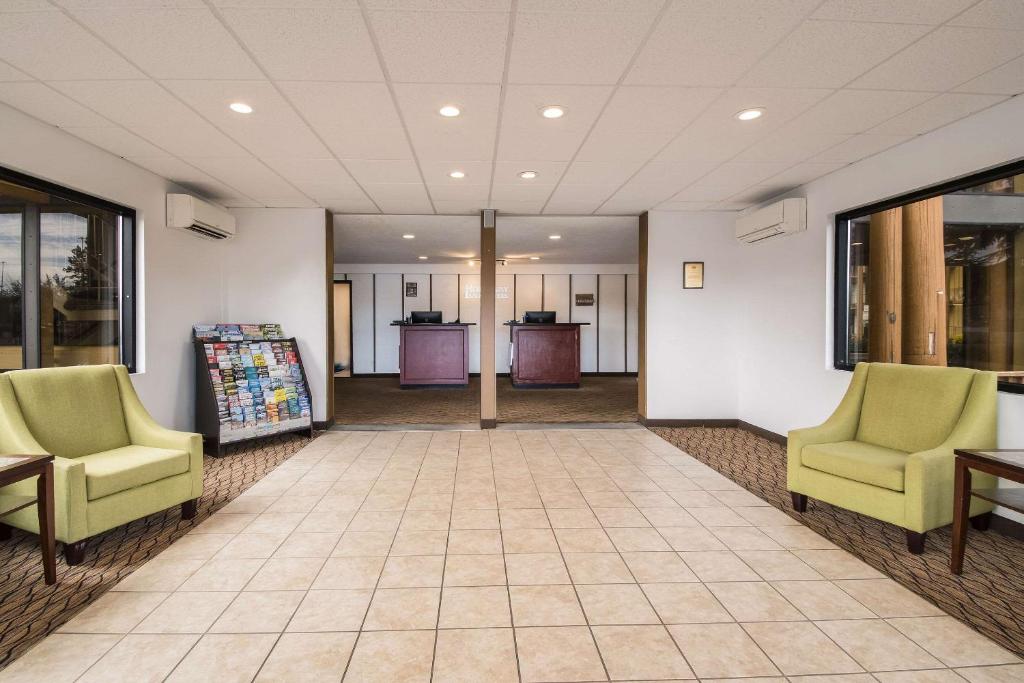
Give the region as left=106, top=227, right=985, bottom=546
left=226, top=208, right=329, bottom=422
left=335, top=263, right=638, bottom=375
left=645, top=211, right=740, bottom=420
left=0, top=102, right=225, bottom=430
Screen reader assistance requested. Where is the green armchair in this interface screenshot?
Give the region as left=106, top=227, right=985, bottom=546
left=0, top=365, right=202, bottom=565
left=788, top=362, right=997, bottom=553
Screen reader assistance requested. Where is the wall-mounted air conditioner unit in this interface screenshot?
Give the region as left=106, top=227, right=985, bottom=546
left=167, top=193, right=236, bottom=240
left=735, top=197, right=806, bottom=244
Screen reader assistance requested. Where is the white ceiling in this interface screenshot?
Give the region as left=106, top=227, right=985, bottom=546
left=335, top=214, right=637, bottom=264
left=1, top=1, right=1022, bottom=215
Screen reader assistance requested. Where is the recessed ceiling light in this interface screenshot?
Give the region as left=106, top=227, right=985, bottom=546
left=439, top=105, right=461, bottom=117
left=519, top=170, right=538, bottom=179
left=229, top=102, right=253, bottom=114
left=540, top=105, right=565, bottom=119
left=735, top=108, right=764, bottom=121
left=449, top=170, right=465, bottom=179
left=467, top=260, right=475, bottom=266
left=549, top=234, right=561, bottom=240
left=529, top=256, right=541, bottom=260
left=402, top=234, right=415, bottom=239
left=418, top=255, right=428, bottom=260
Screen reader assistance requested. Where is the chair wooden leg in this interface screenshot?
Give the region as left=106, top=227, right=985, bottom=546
left=64, top=540, right=87, bottom=566
left=906, top=530, right=926, bottom=554
left=181, top=499, right=198, bottom=520
left=970, top=512, right=992, bottom=532
left=790, top=492, right=807, bottom=513
left=0, top=523, right=12, bottom=541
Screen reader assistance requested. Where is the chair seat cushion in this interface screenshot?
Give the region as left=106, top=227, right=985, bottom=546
left=79, top=445, right=190, bottom=501
left=802, top=440, right=908, bottom=492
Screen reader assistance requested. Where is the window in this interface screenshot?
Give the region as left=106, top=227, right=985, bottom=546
left=835, top=161, right=1024, bottom=392
left=0, top=166, right=135, bottom=372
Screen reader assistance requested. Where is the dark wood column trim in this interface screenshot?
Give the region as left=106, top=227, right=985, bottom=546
left=638, top=212, right=648, bottom=419
left=480, top=210, right=497, bottom=428
left=324, top=209, right=336, bottom=427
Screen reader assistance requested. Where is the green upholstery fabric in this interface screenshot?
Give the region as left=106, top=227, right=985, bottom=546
left=7, top=365, right=130, bottom=459
left=0, top=365, right=202, bottom=544
left=788, top=362, right=998, bottom=535
left=856, top=363, right=976, bottom=453
left=80, top=445, right=189, bottom=501
left=802, top=441, right=908, bottom=492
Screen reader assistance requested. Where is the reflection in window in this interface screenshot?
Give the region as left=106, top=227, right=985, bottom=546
left=0, top=193, right=23, bottom=370
left=839, top=170, right=1024, bottom=387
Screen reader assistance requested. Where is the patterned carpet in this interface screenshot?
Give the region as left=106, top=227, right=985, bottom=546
left=0, top=432, right=315, bottom=671
left=652, top=426, right=1024, bottom=658
left=334, top=375, right=638, bottom=424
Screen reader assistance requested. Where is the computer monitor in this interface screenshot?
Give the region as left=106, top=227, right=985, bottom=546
left=523, top=311, right=556, bottom=324
left=410, top=311, right=443, bottom=324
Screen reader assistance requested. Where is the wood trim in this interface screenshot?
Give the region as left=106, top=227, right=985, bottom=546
left=324, top=209, right=335, bottom=427
left=480, top=212, right=497, bottom=427
left=640, top=417, right=788, bottom=446
left=638, top=212, right=648, bottom=419
left=737, top=420, right=787, bottom=446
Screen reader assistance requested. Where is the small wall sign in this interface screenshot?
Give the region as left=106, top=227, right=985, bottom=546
left=405, top=281, right=418, bottom=297
left=683, top=262, right=704, bottom=289
left=575, top=293, right=595, bottom=306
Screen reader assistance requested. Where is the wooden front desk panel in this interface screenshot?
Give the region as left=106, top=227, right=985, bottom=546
left=510, top=323, right=582, bottom=387
left=399, top=324, right=470, bottom=386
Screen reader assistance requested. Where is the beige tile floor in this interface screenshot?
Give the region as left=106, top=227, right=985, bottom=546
left=3, top=428, right=1023, bottom=682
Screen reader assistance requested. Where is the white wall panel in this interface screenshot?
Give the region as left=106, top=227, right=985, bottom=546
left=402, top=272, right=430, bottom=318
left=626, top=273, right=639, bottom=373
left=571, top=274, right=599, bottom=372
left=495, top=273, right=515, bottom=373
left=598, top=274, right=626, bottom=373
left=460, top=273, right=481, bottom=374
left=350, top=274, right=374, bottom=374
left=374, top=273, right=402, bottom=372
left=514, top=274, right=543, bottom=320
left=432, top=273, right=459, bottom=322
left=543, top=274, right=572, bottom=324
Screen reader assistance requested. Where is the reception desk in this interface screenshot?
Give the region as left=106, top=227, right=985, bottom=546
left=505, top=322, right=588, bottom=388
left=393, top=322, right=472, bottom=387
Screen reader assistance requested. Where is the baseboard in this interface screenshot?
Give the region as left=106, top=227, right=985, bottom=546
left=313, top=419, right=334, bottom=431
left=737, top=420, right=788, bottom=446
left=480, top=419, right=497, bottom=429
left=990, top=513, right=1024, bottom=541
left=640, top=417, right=788, bottom=446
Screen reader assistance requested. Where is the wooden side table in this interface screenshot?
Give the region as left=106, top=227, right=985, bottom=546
left=951, top=449, right=1024, bottom=575
left=0, top=454, right=56, bottom=585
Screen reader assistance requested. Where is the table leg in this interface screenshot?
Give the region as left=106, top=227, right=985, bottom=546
left=37, top=464, right=56, bottom=585
left=951, top=461, right=971, bottom=575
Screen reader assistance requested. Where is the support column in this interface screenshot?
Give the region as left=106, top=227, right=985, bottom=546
left=868, top=208, right=902, bottom=363
left=902, top=197, right=947, bottom=366
left=324, top=209, right=335, bottom=427
left=480, top=210, right=496, bottom=429
left=637, top=212, right=648, bottom=420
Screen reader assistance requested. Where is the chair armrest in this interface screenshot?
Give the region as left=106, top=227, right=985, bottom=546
left=52, top=456, right=88, bottom=542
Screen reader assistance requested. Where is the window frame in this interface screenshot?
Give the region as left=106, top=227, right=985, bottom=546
left=0, top=164, right=137, bottom=373
left=833, top=158, right=1024, bottom=394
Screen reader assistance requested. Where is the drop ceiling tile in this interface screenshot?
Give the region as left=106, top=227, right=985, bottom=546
left=432, top=200, right=482, bottom=214
left=811, top=0, right=974, bottom=24
left=67, top=7, right=262, bottom=80
left=490, top=183, right=552, bottom=201
left=369, top=10, right=508, bottom=83
left=726, top=185, right=793, bottom=205
left=324, top=198, right=380, bottom=214
left=761, top=161, right=847, bottom=187
left=0, top=82, right=111, bottom=127
left=212, top=0, right=354, bottom=7
left=345, top=159, right=422, bottom=185
left=0, top=11, right=143, bottom=80
left=492, top=161, right=565, bottom=185
left=220, top=7, right=382, bottom=81
left=1, top=1, right=56, bottom=9
left=127, top=156, right=253, bottom=203
left=362, top=182, right=431, bottom=203
left=63, top=126, right=168, bottom=158
left=655, top=201, right=717, bottom=211
left=293, top=181, right=368, bottom=202
left=509, top=10, right=657, bottom=85
left=699, top=161, right=791, bottom=188
left=393, top=83, right=500, bottom=160
left=809, top=133, right=912, bottom=163
left=560, top=161, right=642, bottom=186
left=496, top=85, right=611, bottom=161
left=602, top=182, right=675, bottom=209
left=790, top=89, right=935, bottom=135
left=162, top=79, right=330, bottom=158
left=951, top=0, right=1024, bottom=29
left=954, top=55, right=1024, bottom=95
left=0, top=60, right=31, bottom=81
left=626, top=3, right=811, bottom=86
left=670, top=184, right=739, bottom=202
left=851, top=26, right=1024, bottom=92
left=870, top=93, right=1007, bottom=136
left=186, top=156, right=309, bottom=201
left=575, top=128, right=675, bottom=162
left=366, top=0, right=508, bottom=9
left=375, top=198, right=434, bottom=214
left=421, top=160, right=493, bottom=185
left=740, top=20, right=931, bottom=88
left=734, top=128, right=852, bottom=164
left=57, top=1, right=208, bottom=7
left=426, top=184, right=489, bottom=201
left=262, top=158, right=356, bottom=186
left=543, top=198, right=601, bottom=214
left=598, top=86, right=721, bottom=132
left=546, top=183, right=617, bottom=203
left=132, top=124, right=251, bottom=158
left=280, top=81, right=411, bottom=160
left=624, top=160, right=719, bottom=193
left=594, top=198, right=651, bottom=215
left=490, top=199, right=545, bottom=214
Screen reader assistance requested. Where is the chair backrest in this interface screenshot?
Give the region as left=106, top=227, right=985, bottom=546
left=855, top=363, right=978, bottom=453
left=6, top=365, right=130, bottom=459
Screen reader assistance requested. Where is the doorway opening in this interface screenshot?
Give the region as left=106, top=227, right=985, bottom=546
left=332, top=280, right=352, bottom=378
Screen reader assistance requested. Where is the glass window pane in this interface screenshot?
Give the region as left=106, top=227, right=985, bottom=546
left=40, top=201, right=120, bottom=368
left=0, top=180, right=24, bottom=370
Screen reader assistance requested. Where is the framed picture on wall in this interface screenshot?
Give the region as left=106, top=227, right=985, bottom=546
left=683, top=261, right=704, bottom=289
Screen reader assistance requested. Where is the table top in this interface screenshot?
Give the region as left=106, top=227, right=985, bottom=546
left=504, top=321, right=590, bottom=326
left=0, top=454, right=54, bottom=484
left=390, top=322, right=476, bottom=327
left=954, top=449, right=1024, bottom=476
